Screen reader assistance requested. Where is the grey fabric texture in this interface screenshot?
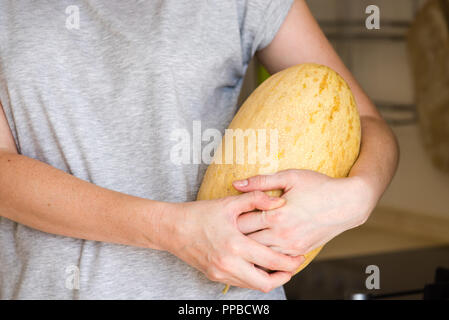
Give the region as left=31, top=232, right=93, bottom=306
left=0, top=0, right=294, bottom=299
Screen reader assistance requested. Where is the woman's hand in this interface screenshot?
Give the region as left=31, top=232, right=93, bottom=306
left=234, top=170, right=376, bottom=256
left=158, top=192, right=305, bottom=293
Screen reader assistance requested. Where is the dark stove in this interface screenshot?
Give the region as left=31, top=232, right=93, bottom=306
left=284, top=245, right=449, bottom=300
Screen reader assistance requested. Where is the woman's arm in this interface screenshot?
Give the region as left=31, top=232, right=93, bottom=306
left=234, top=0, right=399, bottom=255
left=0, top=103, right=167, bottom=249
left=257, top=0, right=399, bottom=210
left=0, top=101, right=301, bottom=292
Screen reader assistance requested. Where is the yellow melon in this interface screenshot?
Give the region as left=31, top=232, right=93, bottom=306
left=197, top=63, right=361, bottom=292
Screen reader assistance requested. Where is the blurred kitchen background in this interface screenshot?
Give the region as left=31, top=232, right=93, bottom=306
left=239, top=0, right=449, bottom=299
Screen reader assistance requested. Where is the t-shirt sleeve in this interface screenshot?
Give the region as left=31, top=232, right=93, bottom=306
left=238, top=0, right=294, bottom=64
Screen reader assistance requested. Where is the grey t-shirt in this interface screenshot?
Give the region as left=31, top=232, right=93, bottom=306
left=0, top=0, right=294, bottom=299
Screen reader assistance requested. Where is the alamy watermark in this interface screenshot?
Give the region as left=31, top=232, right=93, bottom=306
left=170, top=121, right=279, bottom=171
left=365, top=5, right=380, bottom=30
left=65, top=5, right=80, bottom=30
left=65, top=265, right=80, bottom=290
left=365, top=264, right=380, bottom=290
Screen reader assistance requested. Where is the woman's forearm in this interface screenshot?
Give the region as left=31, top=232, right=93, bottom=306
left=0, top=150, right=306, bottom=292
left=0, top=149, right=170, bottom=249
left=349, top=115, right=399, bottom=209
left=255, top=0, right=399, bottom=207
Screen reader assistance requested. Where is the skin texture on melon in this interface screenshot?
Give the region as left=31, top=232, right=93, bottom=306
left=197, top=63, right=361, bottom=291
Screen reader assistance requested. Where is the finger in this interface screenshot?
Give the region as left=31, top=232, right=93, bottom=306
left=231, top=191, right=285, bottom=214
left=242, top=236, right=305, bottom=273
left=237, top=210, right=277, bottom=234
left=233, top=170, right=295, bottom=192
left=248, top=230, right=298, bottom=256
left=232, top=260, right=293, bottom=293
left=246, top=229, right=278, bottom=246
left=207, top=256, right=285, bottom=292
left=213, top=273, right=254, bottom=290
left=262, top=270, right=294, bottom=291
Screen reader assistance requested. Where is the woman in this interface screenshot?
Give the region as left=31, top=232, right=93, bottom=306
left=0, top=0, right=398, bottom=299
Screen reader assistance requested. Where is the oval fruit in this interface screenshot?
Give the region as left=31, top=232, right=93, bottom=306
left=197, top=63, right=361, bottom=289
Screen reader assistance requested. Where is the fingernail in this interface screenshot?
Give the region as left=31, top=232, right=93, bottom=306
left=234, top=179, right=248, bottom=187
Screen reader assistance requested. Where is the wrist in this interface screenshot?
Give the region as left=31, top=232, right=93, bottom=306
left=144, top=200, right=191, bottom=253
left=132, top=198, right=181, bottom=251
left=346, top=175, right=378, bottom=225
